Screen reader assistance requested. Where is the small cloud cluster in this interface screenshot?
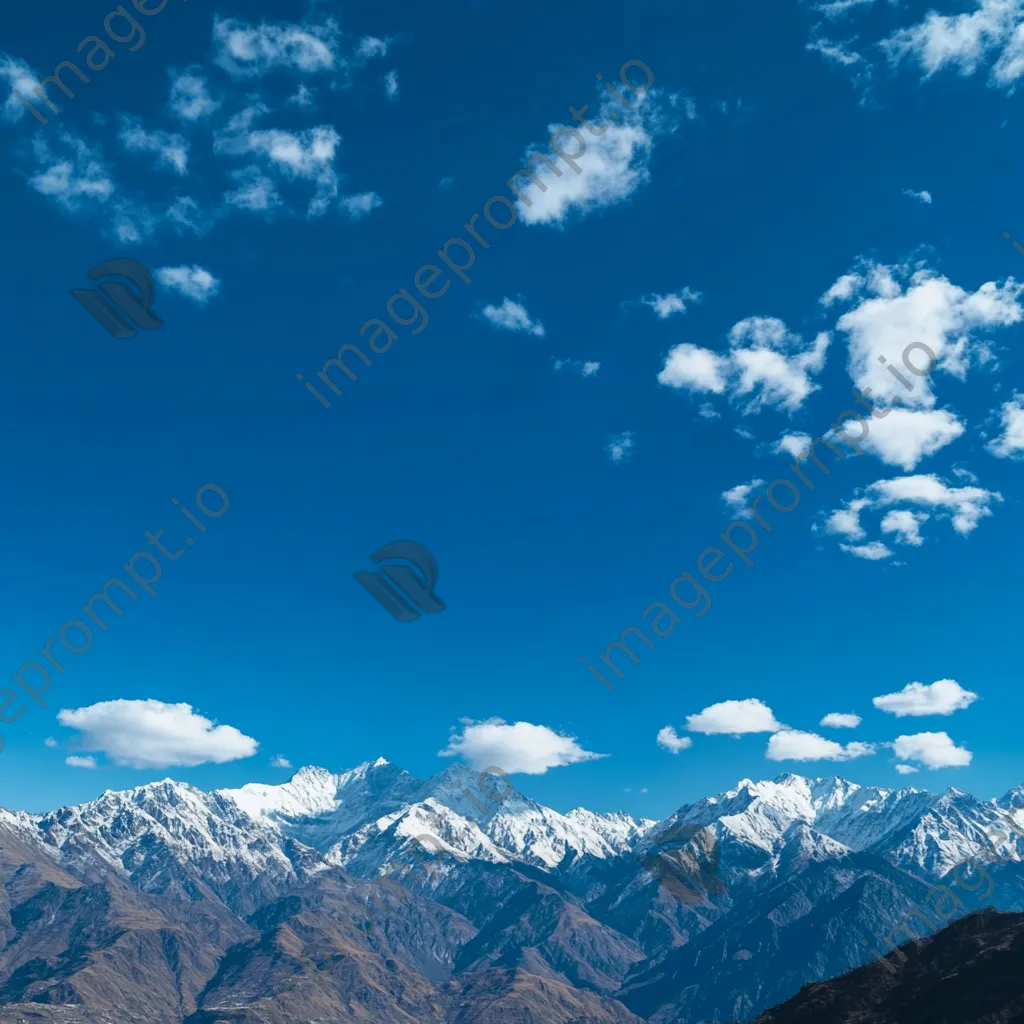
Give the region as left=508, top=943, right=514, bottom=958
left=823, top=473, right=1003, bottom=560
left=606, top=431, right=635, bottom=463
left=658, top=316, right=830, bottom=415
left=554, top=358, right=601, bottom=377
left=636, top=286, right=701, bottom=319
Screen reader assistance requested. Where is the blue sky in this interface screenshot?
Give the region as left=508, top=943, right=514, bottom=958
left=2, top=0, right=1024, bottom=818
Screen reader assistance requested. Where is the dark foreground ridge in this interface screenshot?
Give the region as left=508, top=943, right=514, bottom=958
left=753, top=908, right=1024, bottom=1024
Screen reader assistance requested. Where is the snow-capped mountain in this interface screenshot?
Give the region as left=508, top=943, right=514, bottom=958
left=3, top=764, right=1024, bottom=1023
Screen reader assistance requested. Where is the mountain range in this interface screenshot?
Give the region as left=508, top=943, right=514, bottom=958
left=1, top=760, right=1023, bottom=1022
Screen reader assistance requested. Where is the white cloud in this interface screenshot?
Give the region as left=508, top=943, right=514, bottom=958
left=686, top=698, right=782, bottom=736
left=224, top=166, right=282, bottom=212
left=0, top=54, right=41, bottom=123
left=119, top=119, right=189, bottom=175
left=657, top=726, right=693, bottom=753
left=166, top=196, right=211, bottom=235
left=880, top=509, right=929, bottom=546
left=903, top=188, right=933, bottom=204
left=65, top=755, right=98, bottom=769
left=657, top=344, right=730, bottom=394
left=767, top=729, right=876, bottom=762
left=213, top=17, right=340, bottom=77
left=57, top=699, right=259, bottom=769
left=384, top=69, right=399, bottom=100
left=826, top=262, right=1024, bottom=410
left=29, top=133, right=114, bottom=211
left=881, top=0, right=1024, bottom=89
left=806, top=37, right=866, bottom=67
left=867, top=473, right=1002, bottom=535
left=986, top=393, right=1024, bottom=458
left=168, top=70, right=220, bottom=121
left=356, top=36, right=389, bottom=59
left=554, top=358, right=600, bottom=377
left=639, top=286, right=702, bottom=318
left=697, top=402, right=721, bottom=420
left=873, top=679, right=979, bottom=717
left=339, top=191, right=383, bottom=220
left=773, top=433, right=813, bottom=458
left=155, top=265, right=221, bottom=304
left=892, top=731, right=972, bottom=769
left=439, top=717, right=606, bottom=775
left=721, top=478, right=765, bottom=516
left=481, top=297, right=545, bottom=336
left=43, top=737, right=58, bottom=748
left=287, top=83, right=316, bottom=108
left=215, top=113, right=341, bottom=218
left=271, top=755, right=292, bottom=768
left=895, top=763, right=920, bottom=774
left=659, top=317, right=830, bottom=415
left=827, top=473, right=1002, bottom=559
left=513, top=90, right=663, bottom=226
left=816, top=0, right=877, bottom=16
left=820, top=712, right=862, bottom=729
left=858, top=407, right=965, bottom=470
left=839, top=540, right=893, bottom=560
left=606, top=431, right=635, bottom=463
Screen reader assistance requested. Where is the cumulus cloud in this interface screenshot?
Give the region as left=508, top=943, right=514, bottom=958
left=721, top=478, right=765, bottom=516
left=513, top=90, right=662, bottom=226
left=44, top=737, right=58, bottom=748
left=987, top=393, right=1024, bottom=458
left=902, top=188, right=933, bottom=204
left=772, top=432, right=813, bottom=458
left=57, top=699, right=259, bottom=769
left=873, top=679, right=979, bottom=717
left=857, top=407, right=965, bottom=471
left=213, top=17, right=340, bottom=77
left=65, top=755, right=98, bottom=769
left=481, top=298, right=545, bottom=336
left=339, top=191, right=383, bottom=220
left=826, top=473, right=1002, bottom=559
left=606, top=431, right=635, bottom=463
left=825, top=261, right=1024, bottom=410
left=895, top=763, right=919, bottom=774
left=686, top=698, right=783, bottom=736
left=271, top=755, right=293, bottom=768
left=657, top=726, right=693, bottom=753
left=638, top=286, right=702, bottom=318
left=880, top=509, right=929, bottom=546
left=840, top=540, right=893, bottom=560
left=384, top=69, right=399, bottom=100
left=659, top=317, right=830, bottom=415
left=820, top=712, right=862, bottom=729
left=767, top=729, right=876, bottom=762
left=439, top=717, right=606, bottom=774
left=168, top=70, right=220, bottom=121
left=892, top=731, right=972, bottom=769
left=155, top=265, right=221, bottom=304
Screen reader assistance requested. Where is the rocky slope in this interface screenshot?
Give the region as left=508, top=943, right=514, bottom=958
left=1, top=763, right=1023, bottom=1022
